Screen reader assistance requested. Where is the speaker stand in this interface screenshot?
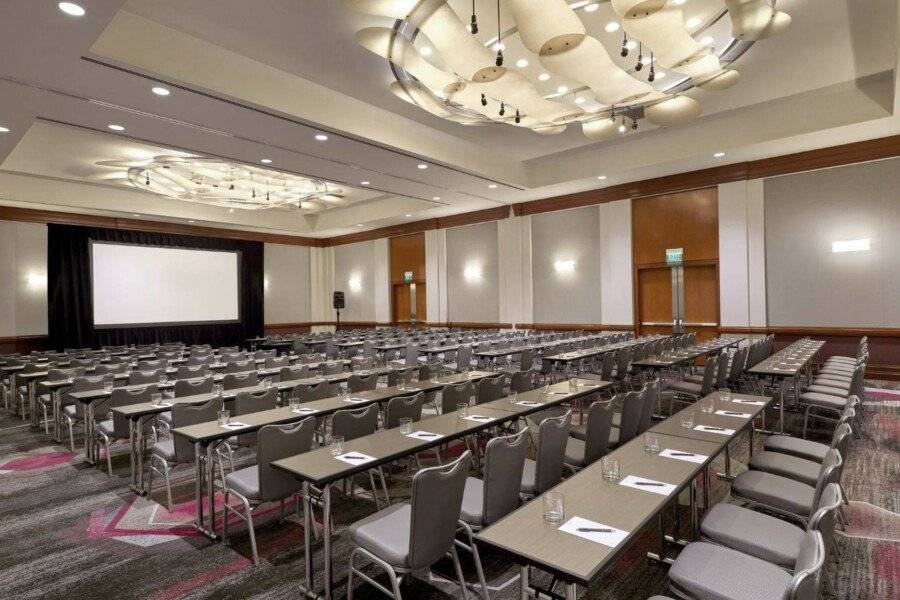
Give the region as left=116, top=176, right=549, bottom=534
left=335, top=308, right=341, bottom=331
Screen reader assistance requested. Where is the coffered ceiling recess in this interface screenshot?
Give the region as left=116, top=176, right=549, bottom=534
left=347, top=0, right=791, bottom=139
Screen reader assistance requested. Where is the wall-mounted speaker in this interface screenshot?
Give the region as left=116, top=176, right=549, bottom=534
left=333, top=291, right=345, bottom=310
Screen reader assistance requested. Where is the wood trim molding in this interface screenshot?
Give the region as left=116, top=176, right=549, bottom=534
left=719, top=325, right=900, bottom=337
left=522, top=323, right=635, bottom=332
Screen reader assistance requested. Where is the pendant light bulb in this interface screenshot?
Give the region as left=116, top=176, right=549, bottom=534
left=618, top=118, right=627, bottom=134
left=481, top=93, right=488, bottom=107
left=145, top=172, right=150, bottom=186
left=514, top=109, right=521, bottom=124
left=621, top=33, right=629, bottom=57
left=494, top=0, right=503, bottom=66
left=470, top=0, right=478, bottom=34
left=499, top=101, right=505, bottom=117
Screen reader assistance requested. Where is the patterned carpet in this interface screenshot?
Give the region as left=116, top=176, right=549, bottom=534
left=0, top=384, right=897, bottom=600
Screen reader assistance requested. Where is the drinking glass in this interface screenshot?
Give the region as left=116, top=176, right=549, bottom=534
left=289, top=397, right=301, bottom=413
left=103, top=380, right=114, bottom=393
left=601, top=457, right=621, bottom=482
left=329, top=435, right=345, bottom=457
left=151, top=392, right=163, bottom=406
left=218, top=409, right=230, bottom=426
left=456, top=402, right=468, bottom=419
left=543, top=491, right=565, bottom=525
left=509, top=390, right=519, bottom=405
left=263, top=377, right=272, bottom=389
left=644, top=433, right=660, bottom=454
left=718, top=388, right=731, bottom=403
left=681, top=412, right=695, bottom=429
left=700, top=398, right=715, bottom=414
left=399, top=417, right=413, bottom=435
left=213, top=383, right=223, bottom=397
left=569, top=378, right=577, bottom=392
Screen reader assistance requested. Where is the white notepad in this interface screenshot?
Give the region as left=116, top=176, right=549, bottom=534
left=659, top=448, right=708, bottom=464
left=290, top=407, right=317, bottom=415
left=221, top=421, right=249, bottom=429
left=693, top=424, right=735, bottom=435
left=406, top=430, right=443, bottom=441
left=715, top=409, right=752, bottom=419
left=730, top=398, right=765, bottom=406
left=619, top=475, right=676, bottom=496
left=515, top=401, right=545, bottom=407
left=558, top=516, right=629, bottom=548
left=343, top=397, right=368, bottom=403
left=464, top=414, right=494, bottom=423
left=334, top=451, right=376, bottom=465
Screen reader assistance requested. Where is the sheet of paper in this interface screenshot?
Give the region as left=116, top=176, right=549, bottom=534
left=714, top=409, right=752, bottom=419
left=659, top=448, right=708, bottom=464
left=515, top=401, right=545, bottom=407
left=619, top=475, right=677, bottom=496
left=343, top=397, right=369, bottom=403
left=221, top=421, right=249, bottom=429
left=693, top=424, right=736, bottom=435
left=290, top=407, right=317, bottom=415
left=464, top=414, right=495, bottom=423
left=406, top=430, right=444, bottom=441
left=334, top=451, right=376, bottom=465
left=730, top=398, right=765, bottom=406
left=558, top=516, right=629, bottom=548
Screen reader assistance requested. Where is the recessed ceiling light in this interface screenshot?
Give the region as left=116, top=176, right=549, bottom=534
left=58, top=2, right=85, bottom=17
left=625, top=40, right=637, bottom=50
left=260, top=158, right=272, bottom=164
left=151, top=86, right=170, bottom=96
left=188, top=220, right=195, bottom=223
left=417, top=163, right=428, bottom=169
left=597, top=175, right=607, bottom=180
left=516, top=58, right=529, bottom=68
left=700, top=35, right=714, bottom=46
left=356, top=223, right=364, bottom=227
left=488, top=183, right=498, bottom=189
left=315, top=133, right=328, bottom=141
left=492, top=42, right=506, bottom=52
left=713, top=151, right=726, bottom=158
left=107, top=124, right=124, bottom=131
left=360, top=181, right=370, bottom=185
left=685, top=16, right=701, bottom=29
left=673, top=0, right=687, bottom=4
left=655, top=71, right=667, bottom=79
left=556, top=85, right=568, bottom=94
left=574, top=96, right=585, bottom=104
left=432, top=196, right=441, bottom=200
left=585, top=3, right=600, bottom=12
left=0, top=126, right=9, bottom=133
left=405, top=214, right=413, bottom=217
left=419, top=46, right=432, bottom=56
left=132, top=213, right=140, bottom=217
left=605, top=22, right=620, bottom=33
left=538, top=73, right=551, bottom=81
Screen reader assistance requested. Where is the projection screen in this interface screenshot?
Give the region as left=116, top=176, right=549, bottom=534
left=91, top=241, right=240, bottom=328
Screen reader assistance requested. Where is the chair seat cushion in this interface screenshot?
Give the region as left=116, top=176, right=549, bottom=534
left=805, top=384, right=850, bottom=397
left=700, top=502, right=804, bottom=568
left=349, top=503, right=411, bottom=569
left=151, top=439, right=176, bottom=462
left=63, top=405, right=77, bottom=417
left=460, top=477, right=485, bottom=525
left=668, top=381, right=702, bottom=395
left=158, top=410, right=172, bottom=424
left=749, top=451, right=821, bottom=487
left=520, top=459, right=537, bottom=495
left=731, top=470, right=815, bottom=517
left=763, top=435, right=829, bottom=463
left=564, top=437, right=585, bottom=467
left=800, top=392, right=848, bottom=411
left=668, top=541, right=792, bottom=600
left=683, top=374, right=705, bottom=384
left=813, top=376, right=851, bottom=387
left=569, top=423, right=586, bottom=441
left=224, top=466, right=261, bottom=500
left=98, top=419, right=115, bottom=437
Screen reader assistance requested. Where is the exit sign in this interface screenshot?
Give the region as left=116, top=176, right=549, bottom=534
left=404, top=271, right=414, bottom=283
left=665, top=248, right=684, bottom=266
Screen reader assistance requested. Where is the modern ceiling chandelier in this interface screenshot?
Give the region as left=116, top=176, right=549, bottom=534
left=96, top=155, right=345, bottom=212
left=346, top=0, right=791, bottom=139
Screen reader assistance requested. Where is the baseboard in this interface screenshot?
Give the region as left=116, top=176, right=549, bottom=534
left=0, top=335, right=50, bottom=354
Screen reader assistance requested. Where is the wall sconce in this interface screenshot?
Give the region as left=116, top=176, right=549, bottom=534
left=263, top=276, right=270, bottom=290
left=463, top=263, right=482, bottom=282
left=25, top=273, right=47, bottom=289
left=831, top=238, right=870, bottom=253
left=554, top=259, right=576, bottom=274
left=348, top=274, right=362, bottom=292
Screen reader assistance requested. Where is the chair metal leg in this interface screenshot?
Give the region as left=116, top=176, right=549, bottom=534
left=450, top=545, right=469, bottom=600
left=241, top=495, right=259, bottom=565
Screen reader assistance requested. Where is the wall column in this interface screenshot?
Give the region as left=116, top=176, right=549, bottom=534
left=308, top=245, right=335, bottom=332
left=425, top=228, right=448, bottom=324
left=498, top=214, right=533, bottom=327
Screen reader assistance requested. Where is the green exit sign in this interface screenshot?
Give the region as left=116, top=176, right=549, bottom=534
left=665, top=248, right=684, bottom=266
left=404, top=271, right=414, bottom=283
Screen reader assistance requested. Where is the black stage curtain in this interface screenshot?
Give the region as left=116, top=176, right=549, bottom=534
left=48, top=224, right=264, bottom=350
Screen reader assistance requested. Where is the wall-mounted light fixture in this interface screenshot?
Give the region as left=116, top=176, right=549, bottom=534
left=464, top=263, right=482, bottom=282
left=831, top=238, right=870, bottom=253
left=554, top=259, right=576, bottom=274
left=25, top=273, right=47, bottom=289
left=348, top=274, right=362, bottom=292
left=263, top=276, right=270, bottom=290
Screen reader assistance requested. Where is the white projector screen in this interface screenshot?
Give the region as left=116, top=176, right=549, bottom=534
left=91, top=241, right=240, bottom=328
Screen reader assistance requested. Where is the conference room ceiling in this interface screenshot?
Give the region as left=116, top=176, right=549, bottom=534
left=0, top=0, right=897, bottom=238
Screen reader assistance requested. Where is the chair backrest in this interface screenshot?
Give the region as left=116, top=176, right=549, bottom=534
left=347, top=372, right=378, bottom=393
left=455, top=345, right=472, bottom=370
left=533, top=411, right=572, bottom=495
left=225, top=360, right=256, bottom=374
left=128, top=369, right=164, bottom=386
left=223, top=372, right=259, bottom=390
left=233, top=389, right=280, bottom=444
left=385, top=393, right=424, bottom=428
left=417, top=364, right=434, bottom=381
left=221, top=351, right=246, bottom=362
left=727, top=346, right=747, bottom=385
left=481, top=430, right=528, bottom=525
left=255, top=349, right=277, bottom=359
left=699, top=356, right=718, bottom=395
left=351, top=356, right=375, bottom=370
left=188, top=356, right=212, bottom=366
left=616, top=391, right=644, bottom=445
left=321, top=361, right=344, bottom=376
left=174, top=377, right=214, bottom=398
left=175, top=365, right=208, bottom=380
left=615, top=348, right=632, bottom=374
left=637, top=380, right=659, bottom=434
left=476, top=375, right=506, bottom=404
left=138, top=359, right=165, bottom=370
left=280, top=365, right=312, bottom=382
left=407, top=451, right=471, bottom=570
left=387, top=367, right=417, bottom=387
left=847, top=365, right=865, bottom=397
left=48, top=367, right=85, bottom=384
left=787, top=531, right=825, bottom=600
left=257, top=417, right=317, bottom=502
left=110, top=385, right=157, bottom=438
left=440, top=381, right=475, bottom=414
left=265, top=356, right=291, bottom=368
left=830, top=422, right=853, bottom=458
left=599, top=351, right=616, bottom=380
left=510, top=370, right=535, bottom=393
left=293, top=380, right=337, bottom=403
left=517, top=349, right=535, bottom=371
left=171, top=397, right=223, bottom=461
left=714, top=351, right=730, bottom=388
left=811, top=449, right=843, bottom=508
left=582, top=400, right=615, bottom=466
left=331, top=404, right=379, bottom=441
left=807, top=483, right=842, bottom=563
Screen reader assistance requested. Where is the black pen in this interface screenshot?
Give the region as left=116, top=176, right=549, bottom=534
left=634, top=481, right=666, bottom=487
left=701, top=426, right=727, bottom=431
left=342, top=455, right=367, bottom=460
left=720, top=411, right=745, bottom=416
left=577, top=527, right=613, bottom=533
left=416, top=433, right=439, bottom=438
left=669, top=452, right=695, bottom=457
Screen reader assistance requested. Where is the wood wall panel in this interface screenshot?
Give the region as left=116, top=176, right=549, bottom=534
left=631, top=188, right=718, bottom=265
left=389, top=233, right=426, bottom=283
left=637, top=268, right=672, bottom=326
left=683, top=265, right=719, bottom=324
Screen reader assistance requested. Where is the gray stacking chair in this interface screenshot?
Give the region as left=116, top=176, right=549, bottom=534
left=666, top=356, right=717, bottom=413
left=637, top=379, right=660, bottom=434
left=730, top=449, right=843, bottom=526
left=748, top=423, right=852, bottom=486
left=264, top=355, right=291, bottom=369
left=231, top=389, right=280, bottom=447
left=223, top=372, right=259, bottom=390
left=445, top=344, right=473, bottom=372
left=725, top=346, right=748, bottom=389
left=225, top=360, right=256, bottom=374
left=293, top=381, right=337, bottom=403
left=321, top=361, right=344, bottom=376
left=346, top=452, right=471, bottom=600
left=564, top=400, right=613, bottom=471
left=221, top=351, right=246, bottom=362
left=95, top=362, right=129, bottom=375
left=332, top=405, right=390, bottom=509
left=351, top=356, right=375, bottom=371
left=254, top=349, right=277, bottom=359
left=612, top=347, right=633, bottom=387
left=38, top=367, right=85, bottom=434
left=188, top=355, right=213, bottom=367
left=348, top=372, right=378, bottom=393
left=667, top=530, right=825, bottom=600
left=157, top=377, right=216, bottom=434
left=137, top=359, right=165, bottom=371
left=520, top=411, right=572, bottom=500
left=148, top=397, right=223, bottom=511
left=457, top=430, right=528, bottom=599
left=699, top=483, right=842, bottom=570
left=440, top=381, right=475, bottom=414
left=61, top=374, right=114, bottom=452
left=174, top=364, right=208, bottom=380
left=221, top=417, right=316, bottom=564
left=510, top=369, right=536, bottom=393
left=280, top=365, right=312, bottom=382
left=593, top=351, right=616, bottom=382
left=607, top=391, right=643, bottom=449
left=96, top=385, right=157, bottom=475
left=386, top=367, right=417, bottom=388
left=764, top=412, right=855, bottom=461
left=128, top=369, right=165, bottom=386
left=799, top=368, right=864, bottom=437
left=384, top=393, right=424, bottom=429
left=475, top=375, right=506, bottom=404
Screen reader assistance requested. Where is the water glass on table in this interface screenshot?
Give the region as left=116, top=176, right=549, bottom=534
left=218, top=409, right=230, bottom=426
left=151, top=392, right=163, bottom=407
left=456, top=402, right=468, bottom=419
left=681, top=412, right=695, bottom=429
left=601, top=457, right=620, bottom=482
left=329, top=435, right=345, bottom=457
left=399, top=417, right=413, bottom=435
left=644, top=433, right=660, bottom=454
left=543, top=491, right=565, bottom=525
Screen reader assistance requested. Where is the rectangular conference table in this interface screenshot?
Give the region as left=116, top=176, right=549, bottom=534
left=630, top=336, right=746, bottom=371
left=475, top=389, right=770, bottom=600
left=172, top=371, right=497, bottom=540
left=747, top=339, right=824, bottom=435
left=271, top=378, right=612, bottom=600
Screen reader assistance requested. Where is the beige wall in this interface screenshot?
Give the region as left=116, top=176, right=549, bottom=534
left=0, top=220, right=48, bottom=337
left=263, top=242, right=310, bottom=324
left=446, top=221, right=500, bottom=323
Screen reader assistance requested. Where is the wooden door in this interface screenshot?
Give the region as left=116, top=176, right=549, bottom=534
left=682, top=264, right=719, bottom=342
left=637, top=267, right=673, bottom=336
left=392, top=283, right=428, bottom=324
